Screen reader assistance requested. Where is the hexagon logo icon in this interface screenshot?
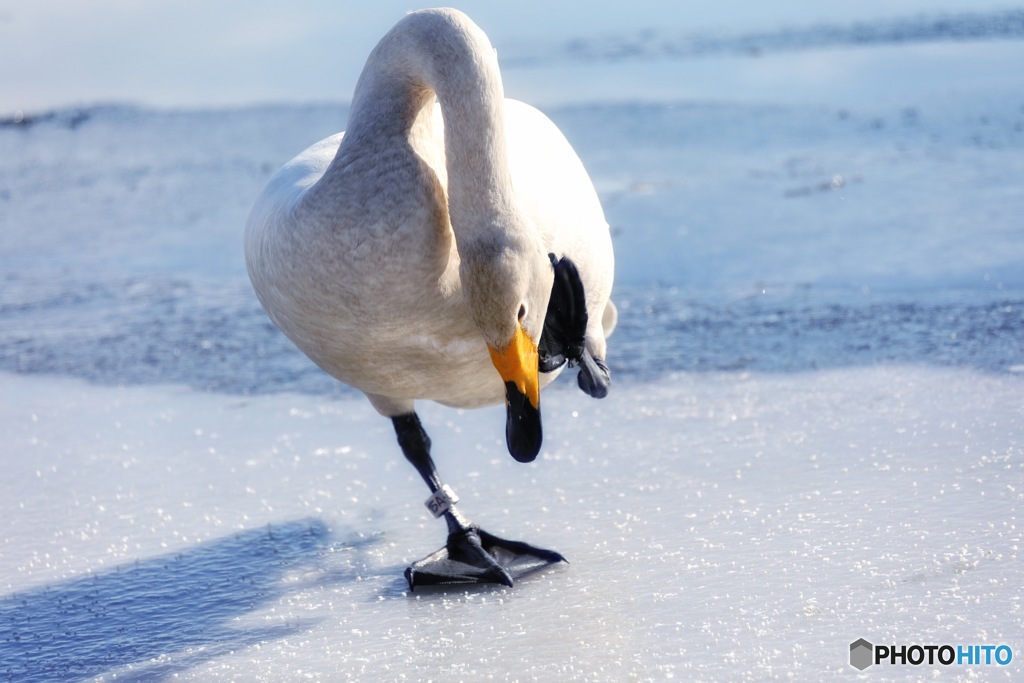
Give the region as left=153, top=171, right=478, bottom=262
left=850, top=638, right=874, bottom=670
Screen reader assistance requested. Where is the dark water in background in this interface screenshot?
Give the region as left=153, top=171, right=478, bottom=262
left=1, top=98, right=1022, bottom=396
left=1, top=271, right=1021, bottom=396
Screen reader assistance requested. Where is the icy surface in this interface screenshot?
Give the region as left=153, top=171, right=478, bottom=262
left=2, top=5, right=1024, bottom=681
left=2, top=369, right=1021, bottom=681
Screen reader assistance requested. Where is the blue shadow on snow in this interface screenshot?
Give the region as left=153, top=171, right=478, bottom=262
left=0, top=519, right=376, bottom=682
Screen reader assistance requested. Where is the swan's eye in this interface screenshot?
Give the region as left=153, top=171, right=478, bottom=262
left=517, top=304, right=527, bottom=322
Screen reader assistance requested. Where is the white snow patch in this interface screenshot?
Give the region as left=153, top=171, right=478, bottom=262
left=2, top=368, right=1020, bottom=680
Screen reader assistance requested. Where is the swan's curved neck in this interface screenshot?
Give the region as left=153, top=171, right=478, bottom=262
left=343, top=9, right=515, bottom=241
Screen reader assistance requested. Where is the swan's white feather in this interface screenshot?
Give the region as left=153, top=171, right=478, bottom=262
left=245, top=9, right=613, bottom=417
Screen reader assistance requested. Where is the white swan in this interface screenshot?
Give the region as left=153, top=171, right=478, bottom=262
left=245, top=8, right=614, bottom=589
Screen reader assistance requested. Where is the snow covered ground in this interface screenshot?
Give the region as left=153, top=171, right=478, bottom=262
left=2, top=5, right=1023, bottom=681
left=2, top=367, right=1021, bottom=681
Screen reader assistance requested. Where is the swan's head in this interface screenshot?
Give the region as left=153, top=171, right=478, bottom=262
left=461, top=233, right=554, bottom=463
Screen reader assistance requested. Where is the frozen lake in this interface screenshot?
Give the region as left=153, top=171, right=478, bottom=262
left=2, top=5, right=1023, bottom=681
left=2, top=366, right=1021, bottom=681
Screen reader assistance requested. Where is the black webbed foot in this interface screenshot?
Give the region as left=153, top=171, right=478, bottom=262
left=577, top=351, right=610, bottom=398
left=539, top=254, right=610, bottom=398
left=405, top=527, right=566, bottom=591
left=539, top=254, right=587, bottom=372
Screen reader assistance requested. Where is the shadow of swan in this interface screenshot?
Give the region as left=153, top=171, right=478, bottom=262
left=0, top=518, right=381, bottom=682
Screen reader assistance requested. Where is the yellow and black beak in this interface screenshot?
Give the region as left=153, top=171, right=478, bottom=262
left=488, top=326, right=542, bottom=463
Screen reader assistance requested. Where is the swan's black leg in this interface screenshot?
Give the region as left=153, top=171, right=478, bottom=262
left=392, top=412, right=470, bottom=537
left=391, top=413, right=565, bottom=591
